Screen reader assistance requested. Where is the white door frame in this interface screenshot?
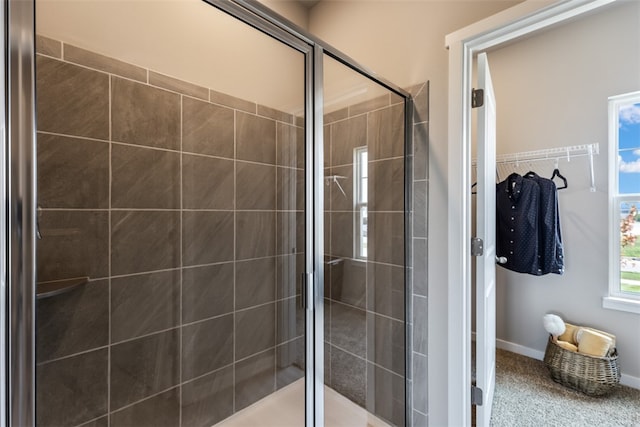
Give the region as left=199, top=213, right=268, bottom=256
left=444, top=0, right=617, bottom=425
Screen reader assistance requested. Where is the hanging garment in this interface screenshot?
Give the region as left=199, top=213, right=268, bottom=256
left=524, top=172, right=564, bottom=275
left=496, top=173, right=541, bottom=274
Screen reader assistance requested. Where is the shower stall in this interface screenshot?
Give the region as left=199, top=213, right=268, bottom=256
left=2, top=0, right=429, bottom=425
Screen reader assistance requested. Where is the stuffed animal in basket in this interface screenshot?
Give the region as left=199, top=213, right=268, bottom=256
left=542, top=314, right=615, bottom=357
left=543, top=314, right=578, bottom=352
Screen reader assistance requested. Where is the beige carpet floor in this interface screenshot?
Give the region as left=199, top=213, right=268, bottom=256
left=489, top=348, right=640, bottom=426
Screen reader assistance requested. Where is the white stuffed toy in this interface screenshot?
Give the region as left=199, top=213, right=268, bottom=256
left=543, top=313, right=578, bottom=352
left=543, top=314, right=566, bottom=341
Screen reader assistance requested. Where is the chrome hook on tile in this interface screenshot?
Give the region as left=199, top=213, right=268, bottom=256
left=325, top=175, right=347, bottom=197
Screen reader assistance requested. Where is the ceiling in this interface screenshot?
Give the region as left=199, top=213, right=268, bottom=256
left=297, top=0, right=321, bottom=10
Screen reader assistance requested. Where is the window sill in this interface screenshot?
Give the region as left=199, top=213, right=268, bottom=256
left=602, top=296, right=640, bottom=314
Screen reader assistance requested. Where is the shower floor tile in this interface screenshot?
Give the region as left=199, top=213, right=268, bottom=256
left=213, top=378, right=391, bottom=427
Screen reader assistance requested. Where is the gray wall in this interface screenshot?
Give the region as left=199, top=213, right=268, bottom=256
left=35, top=35, right=305, bottom=426
left=488, top=1, right=640, bottom=381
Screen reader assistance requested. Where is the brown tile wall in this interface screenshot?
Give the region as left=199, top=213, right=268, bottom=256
left=34, top=33, right=428, bottom=427
left=35, top=35, right=304, bottom=427
left=322, top=82, right=429, bottom=427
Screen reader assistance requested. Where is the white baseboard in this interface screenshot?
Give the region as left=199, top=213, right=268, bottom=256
left=495, top=338, right=545, bottom=361
left=471, top=333, right=640, bottom=390
left=620, top=373, right=640, bottom=390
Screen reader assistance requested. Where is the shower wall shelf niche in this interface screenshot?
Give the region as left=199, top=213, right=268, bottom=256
left=36, top=276, right=89, bottom=299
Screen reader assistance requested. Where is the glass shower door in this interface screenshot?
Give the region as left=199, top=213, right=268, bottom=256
left=322, top=54, right=408, bottom=427
left=33, top=1, right=310, bottom=425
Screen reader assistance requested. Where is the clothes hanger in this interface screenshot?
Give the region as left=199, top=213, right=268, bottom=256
left=472, top=170, right=501, bottom=195
left=550, top=168, right=568, bottom=190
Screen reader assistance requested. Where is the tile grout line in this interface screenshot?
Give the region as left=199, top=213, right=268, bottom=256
left=36, top=130, right=110, bottom=145
left=38, top=129, right=303, bottom=173
left=110, top=385, right=180, bottom=418
left=41, top=38, right=302, bottom=128
left=326, top=341, right=403, bottom=380
left=180, top=311, right=234, bottom=329
left=102, top=265, right=210, bottom=281
left=110, top=325, right=184, bottom=348
left=36, top=305, right=245, bottom=367
left=38, top=207, right=304, bottom=213
left=327, top=298, right=404, bottom=324
left=180, top=360, right=235, bottom=388
left=233, top=346, right=277, bottom=369
left=37, top=130, right=294, bottom=171
left=327, top=103, right=401, bottom=126
left=72, top=414, right=105, bottom=427
left=36, top=345, right=111, bottom=367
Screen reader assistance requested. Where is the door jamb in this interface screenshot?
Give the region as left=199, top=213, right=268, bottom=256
left=444, top=0, right=617, bottom=425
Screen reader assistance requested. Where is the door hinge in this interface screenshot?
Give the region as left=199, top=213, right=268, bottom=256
left=471, top=237, right=484, bottom=257
left=471, top=385, right=484, bottom=406
left=471, top=88, right=484, bottom=108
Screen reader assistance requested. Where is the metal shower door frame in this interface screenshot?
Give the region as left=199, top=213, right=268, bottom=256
left=1, top=2, right=7, bottom=425
left=5, top=0, right=37, bottom=425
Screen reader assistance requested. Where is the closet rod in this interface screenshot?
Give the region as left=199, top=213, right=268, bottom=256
left=472, top=143, right=599, bottom=166
left=472, top=143, right=600, bottom=192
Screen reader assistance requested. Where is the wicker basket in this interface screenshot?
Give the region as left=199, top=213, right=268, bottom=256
left=543, top=335, right=620, bottom=396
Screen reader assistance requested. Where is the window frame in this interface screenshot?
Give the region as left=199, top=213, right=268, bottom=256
left=605, top=91, right=640, bottom=314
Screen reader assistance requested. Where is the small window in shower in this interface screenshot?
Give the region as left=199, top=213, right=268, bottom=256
left=355, top=146, right=368, bottom=259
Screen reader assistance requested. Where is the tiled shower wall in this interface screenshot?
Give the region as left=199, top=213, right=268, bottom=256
left=410, top=83, right=429, bottom=427
left=35, top=35, right=305, bottom=427
left=34, top=35, right=429, bottom=427
left=323, top=95, right=405, bottom=426
left=322, top=82, right=428, bottom=427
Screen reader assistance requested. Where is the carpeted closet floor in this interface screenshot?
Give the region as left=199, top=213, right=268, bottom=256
left=485, top=348, right=640, bottom=426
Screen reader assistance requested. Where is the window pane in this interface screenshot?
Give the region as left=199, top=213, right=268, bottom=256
left=618, top=149, right=640, bottom=194
left=618, top=103, right=640, bottom=150
left=620, top=201, right=640, bottom=295
left=361, top=177, right=367, bottom=203
left=361, top=151, right=368, bottom=177
left=617, top=102, right=640, bottom=194
left=360, top=206, right=367, bottom=258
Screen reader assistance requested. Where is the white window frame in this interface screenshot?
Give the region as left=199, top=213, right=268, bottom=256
left=354, top=146, right=367, bottom=260
left=604, top=91, right=640, bottom=314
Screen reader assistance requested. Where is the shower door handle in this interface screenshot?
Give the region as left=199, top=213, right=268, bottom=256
left=300, top=272, right=313, bottom=310
left=300, top=273, right=306, bottom=309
